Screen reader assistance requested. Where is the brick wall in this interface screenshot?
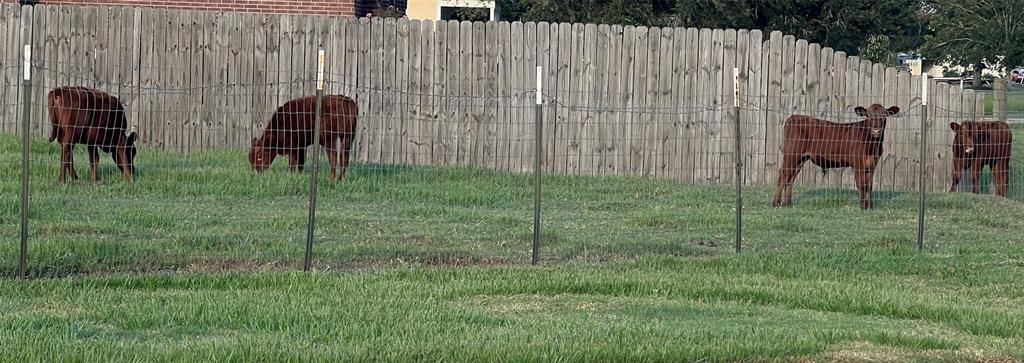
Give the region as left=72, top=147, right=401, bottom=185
left=1, top=0, right=356, bottom=16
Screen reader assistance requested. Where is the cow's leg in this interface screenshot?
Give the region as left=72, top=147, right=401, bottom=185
left=66, top=144, right=79, bottom=180
left=993, top=160, right=1009, bottom=197
left=781, top=156, right=807, bottom=206
left=59, top=141, right=81, bottom=183
left=338, top=133, right=354, bottom=180
left=295, top=149, right=307, bottom=172
left=87, top=145, right=100, bottom=184
left=950, top=158, right=963, bottom=192
left=287, top=151, right=298, bottom=172
left=861, top=169, right=877, bottom=209
left=783, top=162, right=801, bottom=206
left=969, top=160, right=982, bottom=194
left=116, top=145, right=133, bottom=183
left=58, top=142, right=73, bottom=183
left=323, top=135, right=339, bottom=180
left=773, top=155, right=796, bottom=207
left=854, top=168, right=871, bottom=209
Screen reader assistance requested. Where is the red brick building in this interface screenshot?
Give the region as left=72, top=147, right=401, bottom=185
left=2, top=0, right=357, bottom=16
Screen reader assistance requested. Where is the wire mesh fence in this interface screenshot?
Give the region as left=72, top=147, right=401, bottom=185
left=2, top=4, right=1023, bottom=277
left=4, top=61, right=1023, bottom=276
left=1005, top=82, right=1024, bottom=122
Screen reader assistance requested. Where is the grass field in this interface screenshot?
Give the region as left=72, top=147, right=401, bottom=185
left=2, top=133, right=1024, bottom=361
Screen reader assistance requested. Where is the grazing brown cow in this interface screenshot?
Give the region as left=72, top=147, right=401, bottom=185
left=47, top=86, right=137, bottom=184
left=772, top=104, right=900, bottom=209
left=949, top=121, right=1013, bottom=197
left=249, top=94, right=358, bottom=180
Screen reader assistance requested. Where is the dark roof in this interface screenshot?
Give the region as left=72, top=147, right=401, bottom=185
left=355, top=0, right=408, bottom=17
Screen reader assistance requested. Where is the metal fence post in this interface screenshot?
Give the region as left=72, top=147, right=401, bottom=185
left=532, top=66, right=543, bottom=265
left=917, top=75, right=928, bottom=251
left=733, top=67, right=742, bottom=254
left=304, top=49, right=326, bottom=272
left=19, top=5, right=35, bottom=279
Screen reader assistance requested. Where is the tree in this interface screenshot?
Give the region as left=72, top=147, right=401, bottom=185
left=860, top=35, right=894, bottom=65
left=452, top=7, right=491, bottom=22
left=676, top=0, right=921, bottom=58
left=500, top=0, right=676, bottom=27
left=498, top=0, right=921, bottom=60
left=923, top=0, right=1024, bottom=87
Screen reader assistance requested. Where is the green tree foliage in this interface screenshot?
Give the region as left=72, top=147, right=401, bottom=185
left=923, top=0, right=1024, bottom=80
left=501, top=0, right=676, bottom=27
left=452, top=7, right=491, bottom=22
left=860, top=35, right=894, bottom=65
left=499, top=0, right=920, bottom=58
left=676, top=0, right=921, bottom=57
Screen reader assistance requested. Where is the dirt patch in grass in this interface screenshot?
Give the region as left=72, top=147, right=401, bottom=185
left=464, top=293, right=631, bottom=315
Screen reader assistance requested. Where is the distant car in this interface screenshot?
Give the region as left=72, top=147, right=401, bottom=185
left=1011, top=68, right=1024, bottom=83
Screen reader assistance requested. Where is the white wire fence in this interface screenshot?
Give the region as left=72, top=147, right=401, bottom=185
left=3, top=58, right=1020, bottom=277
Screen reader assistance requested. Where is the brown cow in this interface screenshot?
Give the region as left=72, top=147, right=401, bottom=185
left=772, top=104, right=900, bottom=209
left=949, top=121, right=1013, bottom=197
left=249, top=94, right=358, bottom=180
left=47, top=86, right=137, bottom=184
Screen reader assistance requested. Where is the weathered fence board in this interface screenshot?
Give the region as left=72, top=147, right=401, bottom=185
left=429, top=20, right=446, bottom=165
left=718, top=29, right=736, bottom=184
left=562, top=23, right=582, bottom=174
left=547, top=23, right=563, bottom=171
left=508, top=21, right=526, bottom=171
left=693, top=28, right=711, bottom=182
left=616, top=25, right=636, bottom=177
left=483, top=21, right=498, bottom=170
left=1, top=6, right=19, bottom=133
left=594, top=23, right=611, bottom=176
left=396, top=18, right=411, bottom=165
left=671, top=26, right=696, bottom=181
left=741, top=30, right=762, bottom=186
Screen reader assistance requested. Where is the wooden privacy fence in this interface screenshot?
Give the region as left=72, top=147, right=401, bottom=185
left=0, top=4, right=994, bottom=192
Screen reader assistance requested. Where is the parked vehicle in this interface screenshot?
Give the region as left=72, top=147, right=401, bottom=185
left=1010, top=67, right=1024, bottom=83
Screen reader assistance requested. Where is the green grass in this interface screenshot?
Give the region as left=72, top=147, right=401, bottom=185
left=2, top=261, right=1024, bottom=362
left=2, top=133, right=1024, bottom=361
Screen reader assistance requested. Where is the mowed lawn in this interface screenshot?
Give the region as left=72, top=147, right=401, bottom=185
left=2, top=133, right=1024, bottom=361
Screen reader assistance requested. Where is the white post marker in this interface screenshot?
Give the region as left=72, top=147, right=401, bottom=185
left=536, top=66, right=543, bottom=105
left=316, top=50, right=325, bottom=91
left=922, top=74, right=928, bottom=105
left=733, top=67, right=740, bottom=107
left=23, top=45, right=30, bottom=81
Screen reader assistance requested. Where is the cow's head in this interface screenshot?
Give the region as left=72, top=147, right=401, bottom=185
left=113, top=131, right=138, bottom=178
left=249, top=136, right=277, bottom=173
left=950, top=121, right=983, bottom=155
left=855, top=104, right=900, bottom=139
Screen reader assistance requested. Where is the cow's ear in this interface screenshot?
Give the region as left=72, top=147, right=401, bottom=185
left=854, top=107, right=868, bottom=116
left=886, top=106, right=900, bottom=116
left=949, top=122, right=960, bottom=131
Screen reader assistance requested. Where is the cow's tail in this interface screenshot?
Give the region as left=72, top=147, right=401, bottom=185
left=47, top=93, right=61, bottom=142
